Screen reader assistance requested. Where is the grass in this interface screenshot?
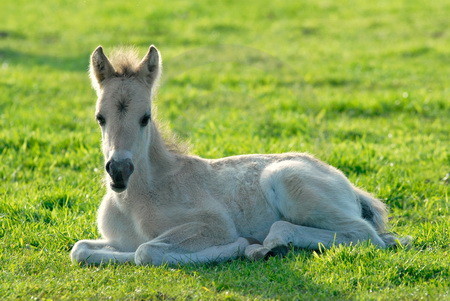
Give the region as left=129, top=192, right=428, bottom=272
left=0, top=0, right=449, bottom=299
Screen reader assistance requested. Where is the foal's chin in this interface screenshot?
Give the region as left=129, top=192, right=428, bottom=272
left=110, top=182, right=128, bottom=193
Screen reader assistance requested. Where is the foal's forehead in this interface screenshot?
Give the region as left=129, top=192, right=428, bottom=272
left=98, top=78, right=150, bottom=113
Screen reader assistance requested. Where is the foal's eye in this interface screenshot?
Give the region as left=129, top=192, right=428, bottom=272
left=96, top=114, right=106, bottom=126
left=140, top=114, right=151, bottom=127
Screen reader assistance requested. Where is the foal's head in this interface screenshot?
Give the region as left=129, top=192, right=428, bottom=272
left=90, top=45, right=161, bottom=192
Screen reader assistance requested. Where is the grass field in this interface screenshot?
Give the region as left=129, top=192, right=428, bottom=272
left=1, top=0, right=449, bottom=299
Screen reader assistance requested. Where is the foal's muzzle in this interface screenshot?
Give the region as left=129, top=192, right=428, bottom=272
left=105, top=158, right=134, bottom=192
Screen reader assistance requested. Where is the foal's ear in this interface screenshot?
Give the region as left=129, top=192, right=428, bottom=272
left=90, top=46, right=115, bottom=91
left=137, top=45, right=161, bottom=86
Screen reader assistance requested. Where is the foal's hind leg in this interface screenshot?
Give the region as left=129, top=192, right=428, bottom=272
left=249, top=160, right=386, bottom=260
left=264, top=219, right=385, bottom=251
left=245, top=219, right=385, bottom=261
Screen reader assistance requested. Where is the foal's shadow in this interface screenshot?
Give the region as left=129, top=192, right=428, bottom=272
left=175, top=250, right=339, bottom=300
left=174, top=240, right=412, bottom=299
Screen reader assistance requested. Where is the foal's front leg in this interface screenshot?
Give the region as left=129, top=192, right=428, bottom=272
left=70, top=239, right=135, bottom=265
left=133, top=222, right=251, bottom=266
left=135, top=237, right=251, bottom=266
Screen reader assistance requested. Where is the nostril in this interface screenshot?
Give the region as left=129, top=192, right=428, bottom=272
left=105, top=158, right=133, bottom=184
left=105, top=161, right=112, bottom=175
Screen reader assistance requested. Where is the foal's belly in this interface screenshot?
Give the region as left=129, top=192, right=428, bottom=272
left=209, top=156, right=283, bottom=242
left=230, top=196, right=280, bottom=242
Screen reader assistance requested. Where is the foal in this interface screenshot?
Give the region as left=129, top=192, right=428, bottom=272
left=71, top=45, right=409, bottom=265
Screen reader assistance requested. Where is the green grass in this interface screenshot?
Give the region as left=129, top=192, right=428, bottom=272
left=1, top=0, right=449, bottom=299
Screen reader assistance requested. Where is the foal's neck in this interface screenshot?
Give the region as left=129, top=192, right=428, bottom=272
left=148, top=122, right=179, bottom=173
left=124, top=122, right=183, bottom=195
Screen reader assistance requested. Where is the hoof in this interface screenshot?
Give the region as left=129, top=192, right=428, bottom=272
left=270, top=245, right=289, bottom=257
left=245, top=244, right=275, bottom=261
left=398, top=236, right=413, bottom=247
left=380, top=233, right=413, bottom=248
left=263, top=235, right=289, bottom=257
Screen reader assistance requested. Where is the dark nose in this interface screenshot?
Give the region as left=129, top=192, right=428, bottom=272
left=105, top=158, right=134, bottom=187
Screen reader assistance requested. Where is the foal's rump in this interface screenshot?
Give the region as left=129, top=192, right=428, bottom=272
left=238, top=154, right=392, bottom=258
left=259, top=156, right=365, bottom=229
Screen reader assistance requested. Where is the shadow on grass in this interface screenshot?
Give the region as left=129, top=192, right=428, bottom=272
left=177, top=251, right=343, bottom=300
left=0, top=47, right=89, bottom=72
left=76, top=250, right=343, bottom=299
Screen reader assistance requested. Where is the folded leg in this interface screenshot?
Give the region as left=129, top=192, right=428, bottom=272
left=135, top=237, right=251, bottom=266
left=246, top=219, right=386, bottom=261
left=265, top=219, right=385, bottom=249
left=70, top=239, right=135, bottom=265
left=134, top=221, right=253, bottom=265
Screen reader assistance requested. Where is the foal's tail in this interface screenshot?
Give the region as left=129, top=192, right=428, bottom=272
left=355, top=187, right=412, bottom=247
left=354, top=187, right=388, bottom=233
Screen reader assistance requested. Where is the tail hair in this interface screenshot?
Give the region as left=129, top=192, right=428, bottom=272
left=355, top=187, right=413, bottom=247
left=355, top=187, right=388, bottom=233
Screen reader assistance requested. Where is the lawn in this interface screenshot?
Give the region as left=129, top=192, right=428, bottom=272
left=0, top=0, right=449, bottom=299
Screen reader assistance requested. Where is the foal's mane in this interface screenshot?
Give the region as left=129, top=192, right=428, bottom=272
left=108, top=47, right=142, bottom=77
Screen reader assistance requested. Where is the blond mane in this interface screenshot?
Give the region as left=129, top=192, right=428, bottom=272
left=108, top=47, right=142, bottom=76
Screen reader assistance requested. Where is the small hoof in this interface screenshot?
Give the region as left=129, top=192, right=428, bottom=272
left=380, top=233, right=413, bottom=248
left=270, top=245, right=289, bottom=257
left=398, top=236, right=413, bottom=247
left=245, top=244, right=275, bottom=261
